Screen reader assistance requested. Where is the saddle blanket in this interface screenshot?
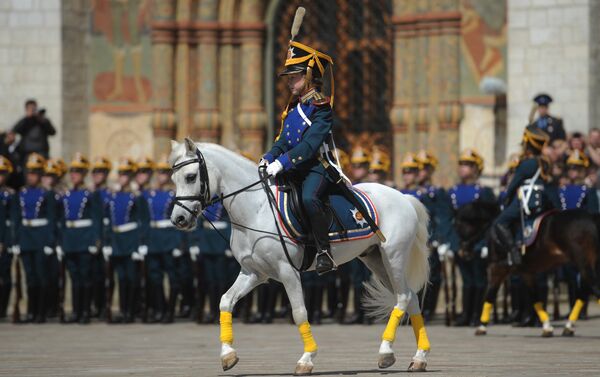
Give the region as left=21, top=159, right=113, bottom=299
left=275, top=186, right=378, bottom=244
left=519, top=209, right=558, bottom=247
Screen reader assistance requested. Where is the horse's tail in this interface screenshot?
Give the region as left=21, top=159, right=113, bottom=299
left=362, top=194, right=430, bottom=322
left=405, top=194, right=431, bottom=293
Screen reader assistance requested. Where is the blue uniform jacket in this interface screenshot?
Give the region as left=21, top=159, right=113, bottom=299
left=95, top=187, right=112, bottom=246
left=503, top=157, right=559, bottom=211
left=263, top=97, right=333, bottom=177
left=58, top=188, right=103, bottom=253
left=447, top=184, right=496, bottom=253
left=141, top=189, right=182, bottom=253
left=401, top=186, right=453, bottom=247
left=12, top=186, right=57, bottom=250
left=559, top=184, right=599, bottom=213
left=106, top=190, right=149, bottom=256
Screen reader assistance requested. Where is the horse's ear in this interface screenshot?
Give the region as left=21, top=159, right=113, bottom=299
left=170, top=140, right=179, bottom=151
left=184, top=137, right=196, bottom=155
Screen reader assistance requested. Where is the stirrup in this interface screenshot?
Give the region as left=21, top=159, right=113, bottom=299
left=316, top=249, right=337, bottom=275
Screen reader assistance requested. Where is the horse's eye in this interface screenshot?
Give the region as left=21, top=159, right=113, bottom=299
left=185, top=174, right=197, bottom=183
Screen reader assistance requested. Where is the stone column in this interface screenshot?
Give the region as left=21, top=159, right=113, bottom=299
left=217, top=0, right=237, bottom=150
left=174, top=0, right=193, bottom=140
left=151, top=0, right=177, bottom=158
left=236, top=0, right=267, bottom=160
left=192, top=0, right=220, bottom=143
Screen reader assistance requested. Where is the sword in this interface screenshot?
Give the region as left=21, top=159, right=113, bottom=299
left=319, top=157, right=386, bottom=242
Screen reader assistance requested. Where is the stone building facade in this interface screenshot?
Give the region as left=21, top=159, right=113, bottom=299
left=0, top=0, right=597, bottom=185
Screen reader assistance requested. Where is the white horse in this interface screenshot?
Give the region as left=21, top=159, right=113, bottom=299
left=169, top=138, right=432, bottom=375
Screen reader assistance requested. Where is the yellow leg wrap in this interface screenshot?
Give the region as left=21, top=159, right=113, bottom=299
left=382, top=307, right=404, bottom=342
left=220, top=311, right=233, bottom=345
left=533, top=302, right=549, bottom=323
left=480, top=302, right=493, bottom=324
left=568, top=299, right=585, bottom=322
left=410, top=314, right=431, bottom=351
left=298, top=321, right=318, bottom=353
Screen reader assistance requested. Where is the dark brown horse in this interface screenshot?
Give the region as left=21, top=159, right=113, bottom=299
left=454, top=202, right=600, bottom=337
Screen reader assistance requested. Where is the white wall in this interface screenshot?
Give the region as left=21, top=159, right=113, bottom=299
left=507, top=0, right=591, bottom=156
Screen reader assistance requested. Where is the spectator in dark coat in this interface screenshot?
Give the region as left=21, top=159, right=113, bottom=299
left=12, top=99, right=56, bottom=159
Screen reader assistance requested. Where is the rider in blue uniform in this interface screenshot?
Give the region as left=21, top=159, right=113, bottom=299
left=447, top=149, right=496, bottom=326
left=261, top=35, right=337, bottom=275
left=493, top=125, right=558, bottom=266
left=58, top=154, right=102, bottom=324
left=559, top=151, right=599, bottom=213
left=91, top=156, right=112, bottom=318
left=415, top=150, right=453, bottom=321
left=12, top=153, right=57, bottom=323
left=0, top=157, right=14, bottom=319
left=530, top=93, right=566, bottom=143
left=142, top=158, right=183, bottom=323
left=104, top=158, right=149, bottom=323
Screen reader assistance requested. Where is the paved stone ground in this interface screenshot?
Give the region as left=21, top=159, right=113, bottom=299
left=1, top=308, right=599, bottom=377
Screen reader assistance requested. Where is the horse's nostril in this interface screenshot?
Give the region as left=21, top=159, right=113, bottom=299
left=175, top=215, right=185, bottom=225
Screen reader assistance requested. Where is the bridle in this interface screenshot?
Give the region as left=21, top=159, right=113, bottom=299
left=172, top=148, right=211, bottom=218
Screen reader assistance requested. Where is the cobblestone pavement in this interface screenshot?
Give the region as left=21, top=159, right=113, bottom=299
left=1, top=309, right=599, bottom=377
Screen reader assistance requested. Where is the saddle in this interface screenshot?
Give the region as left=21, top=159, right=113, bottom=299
left=519, top=209, right=558, bottom=247
left=274, top=174, right=378, bottom=269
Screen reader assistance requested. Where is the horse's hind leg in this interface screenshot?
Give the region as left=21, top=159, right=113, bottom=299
left=475, top=264, right=510, bottom=336
left=563, top=281, right=591, bottom=336
left=406, top=289, right=432, bottom=371
left=218, top=270, right=262, bottom=371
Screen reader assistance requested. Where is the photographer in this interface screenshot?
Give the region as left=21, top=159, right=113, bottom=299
left=12, top=99, right=56, bottom=159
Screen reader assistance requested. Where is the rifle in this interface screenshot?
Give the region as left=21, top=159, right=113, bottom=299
left=105, top=257, right=113, bottom=323
left=139, top=259, right=148, bottom=323
left=450, top=257, right=457, bottom=322
left=57, top=255, right=66, bottom=323
left=440, top=256, right=451, bottom=326
left=552, top=272, right=560, bottom=321
left=12, top=255, right=22, bottom=323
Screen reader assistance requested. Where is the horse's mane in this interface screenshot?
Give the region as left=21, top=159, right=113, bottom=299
left=169, top=141, right=258, bottom=171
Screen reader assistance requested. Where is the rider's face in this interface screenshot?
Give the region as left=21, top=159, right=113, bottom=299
left=402, top=170, right=417, bottom=187
left=458, top=163, right=477, bottom=181
left=287, top=73, right=306, bottom=96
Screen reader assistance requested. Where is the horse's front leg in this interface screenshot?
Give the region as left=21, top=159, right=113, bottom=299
left=219, top=270, right=262, bottom=371
left=475, top=264, right=509, bottom=336
left=281, top=270, right=317, bottom=376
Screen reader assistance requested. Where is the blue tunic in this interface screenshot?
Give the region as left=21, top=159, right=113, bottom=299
left=559, top=184, right=599, bottom=213
left=58, top=188, right=103, bottom=253
left=106, top=190, right=149, bottom=256
left=141, top=189, right=182, bottom=253
left=12, top=187, right=57, bottom=251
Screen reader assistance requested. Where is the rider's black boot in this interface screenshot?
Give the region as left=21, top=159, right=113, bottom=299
left=494, top=223, right=521, bottom=266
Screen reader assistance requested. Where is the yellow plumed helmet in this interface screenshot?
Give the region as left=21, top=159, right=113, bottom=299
left=26, top=153, right=46, bottom=171
left=55, top=158, right=67, bottom=177
left=401, top=152, right=422, bottom=170
left=137, top=156, right=155, bottom=171
left=44, top=159, right=62, bottom=176
left=155, top=155, right=171, bottom=172
left=0, top=156, right=13, bottom=174
left=566, top=149, right=590, bottom=168
left=118, top=157, right=138, bottom=174
left=69, top=153, right=90, bottom=170
left=351, top=145, right=371, bottom=165
left=459, top=148, right=484, bottom=171
left=92, top=156, right=112, bottom=171
left=522, top=124, right=550, bottom=152
left=416, top=150, right=438, bottom=169
left=369, top=146, right=391, bottom=173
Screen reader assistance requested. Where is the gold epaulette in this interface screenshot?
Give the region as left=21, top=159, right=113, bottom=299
left=301, top=89, right=330, bottom=106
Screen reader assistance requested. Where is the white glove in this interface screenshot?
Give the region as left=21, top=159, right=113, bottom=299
left=138, top=245, right=148, bottom=256
left=437, top=243, right=451, bottom=261
left=102, top=246, right=112, bottom=261
left=266, top=160, right=284, bottom=177
left=43, top=246, right=54, bottom=256
left=11, top=245, right=21, bottom=256
left=88, top=246, right=99, bottom=255
left=480, top=246, right=489, bottom=259
left=259, top=158, right=269, bottom=167
left=131, top=251, right=143, bottom=261
left=189, top=245, right=200, bottom=261
left=225, top=249, right=233, bottom=258
left=172, top=248, right=182, bottom=258
left=56, top=246, right=64, bottom=261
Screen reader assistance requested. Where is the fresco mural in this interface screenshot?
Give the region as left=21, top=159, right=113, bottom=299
left=90, top=0, right=153, bottom=112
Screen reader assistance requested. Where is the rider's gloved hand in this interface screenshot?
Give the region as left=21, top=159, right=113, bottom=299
left=266, top=160, right=283, bottom=177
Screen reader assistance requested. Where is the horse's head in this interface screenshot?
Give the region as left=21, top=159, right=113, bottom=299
left=169, top=138, right=212, bottom=231
left=454, top=200, right=500, bottom=252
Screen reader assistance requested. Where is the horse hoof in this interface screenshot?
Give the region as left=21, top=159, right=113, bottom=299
left=294, top=362, right=313, bottom=376
left=541, top=330, right=554, bottom=338
left=407, top=359, right=427, bottom=372
left=221, top=351, right=239, bottom=371
left=378, top=353, right=396, bottom=369
left=562, top=327, right=575, bottom=337
left=475, top=327, right=487, bottom=336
